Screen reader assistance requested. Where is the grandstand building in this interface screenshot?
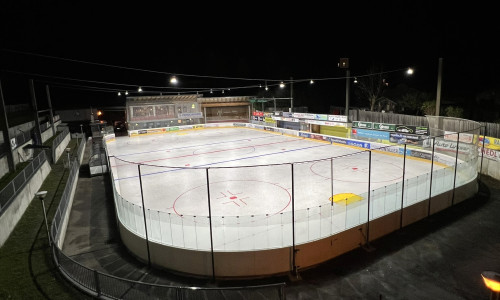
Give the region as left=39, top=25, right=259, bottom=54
left=125, top=95, right=252, bottom=130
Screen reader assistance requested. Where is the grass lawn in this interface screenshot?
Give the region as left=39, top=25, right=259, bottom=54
left=0, top=138, right=92, bottom=299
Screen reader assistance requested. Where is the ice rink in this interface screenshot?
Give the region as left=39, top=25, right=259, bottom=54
left=108, top=127, right=441, bottom=213
left=106, top=126, right=450, bottom=250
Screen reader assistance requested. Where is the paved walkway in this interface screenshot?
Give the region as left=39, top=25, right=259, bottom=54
left=62, top=139, right=500, bottom=299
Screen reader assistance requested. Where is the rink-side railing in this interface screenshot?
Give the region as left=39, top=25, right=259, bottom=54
left=108, top=119, right=482, bottom=278
left=49, top=134, right=286, bottom=299
left=114, top=121, right=480, bottom=250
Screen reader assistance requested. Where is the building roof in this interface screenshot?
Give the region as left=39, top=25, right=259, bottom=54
left=126, top=94, right=200, bottom=104
left=198, top=96, right=251, bottom=103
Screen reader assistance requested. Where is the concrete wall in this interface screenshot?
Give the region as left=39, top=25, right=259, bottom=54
left=53, top=132, right=70, bottom=164
left=7, top=121, right=34, bottom=141
left=41, top=120, right=61, bottom=144
left=0, top=155, right=9, bottom=178
left=0, top=139, right=35, bottom=178
left=0, top=119, right=62, bottom=174
left=0, top=159, right=52, bottom=247
left=13, top=139, right=34, bottom=166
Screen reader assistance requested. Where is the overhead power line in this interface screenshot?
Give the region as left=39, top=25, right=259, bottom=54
left=0, top=48, right=285, bottom=82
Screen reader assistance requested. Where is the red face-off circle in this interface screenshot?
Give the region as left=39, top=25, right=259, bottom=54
left=173, top=180, right=291, bottom=217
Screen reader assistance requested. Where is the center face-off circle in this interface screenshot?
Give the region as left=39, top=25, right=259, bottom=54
left=173, top=180, right=291, bottom=216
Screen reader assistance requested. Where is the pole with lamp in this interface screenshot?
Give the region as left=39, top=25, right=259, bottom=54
left=66, top=147, right=71, bottom=169
left=339, top=58, right=350, bottom=122
left=435, top=57, right=443, bottom=116
left=80, top=124, right=83, bottom=143
left=35, top=191, right=51, bottom=246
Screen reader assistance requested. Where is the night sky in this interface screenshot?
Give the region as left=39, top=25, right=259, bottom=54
left=1, top=2, right=499, bottom=119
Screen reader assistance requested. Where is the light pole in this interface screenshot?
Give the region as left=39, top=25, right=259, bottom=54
left=80, top=124, right=83, bottom=143
left=435, top=57, right=443, bottom=116
left=66, top=147, right=71, bottom=168
left=36, top=191, right=51, bottom=246
left=339, top=58, right=350, bottom=122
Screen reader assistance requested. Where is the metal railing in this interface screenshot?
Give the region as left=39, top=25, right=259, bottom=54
left=89, top=137, right=107, bottom=176
left=0, top=150, right=47, bottom=214
left=50, top=136, right=286, bottom=299
left=52, top=127, right=70, bottom=150
left=50, top=135, right=86, bottom=244
left=53, top=246, right=285, bottom=300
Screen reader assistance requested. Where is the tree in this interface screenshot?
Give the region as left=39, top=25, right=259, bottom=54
left=353, top=64, right=391, bottom=112
left=421, top=101, right=436, bottom=116
left=397, top=90, right=433, bottom=115
left=444, top=106, right=464, bottom=118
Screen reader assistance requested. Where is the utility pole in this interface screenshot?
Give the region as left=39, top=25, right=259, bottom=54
left=339, top=58, right=350, bottom=122
left=435, top=57, right=443, bottom=116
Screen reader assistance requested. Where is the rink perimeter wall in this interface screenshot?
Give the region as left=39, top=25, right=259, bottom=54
left=111, top=121, right=479, bottom=278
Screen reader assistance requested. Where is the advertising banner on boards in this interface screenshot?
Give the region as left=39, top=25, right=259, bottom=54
left=394, top=125, right=429, bottom=135
left=389, top=132, right=422, bottom=144
left=372, top=123, right=396, bottom=131
left=352, top=128, right=390, bottom=140
left=352, top=121, right=373, bottom=129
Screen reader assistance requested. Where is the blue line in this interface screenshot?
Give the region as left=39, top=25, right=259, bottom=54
left=115, top=143, right=328, bottom=181
left=115, top=134, right=275, bottom=157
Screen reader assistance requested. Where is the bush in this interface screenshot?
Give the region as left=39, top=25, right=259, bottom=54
left=445, top=106, right=464, bottom=118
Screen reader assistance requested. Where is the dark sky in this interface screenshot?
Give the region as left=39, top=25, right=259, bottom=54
left=1, top=2, right=499, bottom=114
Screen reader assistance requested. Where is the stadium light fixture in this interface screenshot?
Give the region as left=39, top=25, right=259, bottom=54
left=117, top=92, right=121, bottom=96
left=125, top=91, right=129, bottom=95
left=170, top=75, right=178, bottom=84
left=407, top=68, right=414, bottom=75
left=138, top=86, right=143, bottom=92
left=279, top=81, right=285, bottom=88
left=310, top=80, right=314, bottom=84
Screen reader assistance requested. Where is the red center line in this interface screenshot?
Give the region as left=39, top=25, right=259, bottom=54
left=138, top=139, right=298, bottom=164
